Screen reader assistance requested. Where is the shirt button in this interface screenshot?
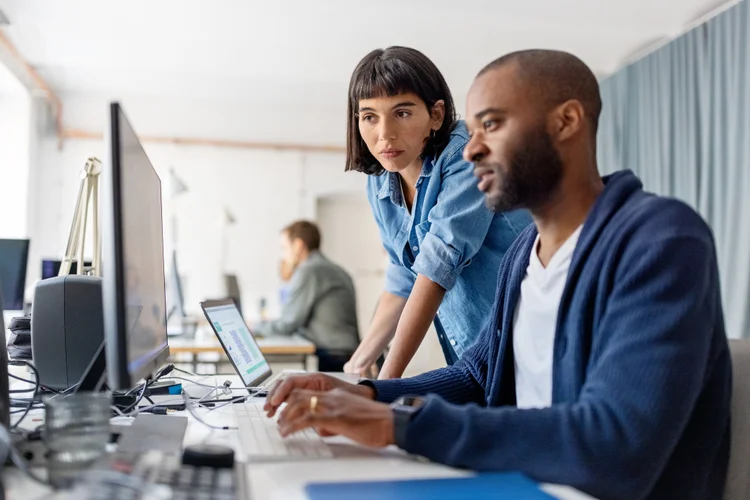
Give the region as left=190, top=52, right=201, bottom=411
left=412, top=245, right=419, bottom=252
left=450, top=339, right=457, bottom=346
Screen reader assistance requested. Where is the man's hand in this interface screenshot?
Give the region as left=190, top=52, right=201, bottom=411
left=263, top=373, right=374, bottom=418
left=277, top=388, right=395, bottom=448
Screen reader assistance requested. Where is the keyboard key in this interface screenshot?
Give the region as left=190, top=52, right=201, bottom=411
left=235, top=402, right=333, bottom=459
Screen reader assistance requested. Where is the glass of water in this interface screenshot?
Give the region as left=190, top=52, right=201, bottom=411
left=44, top=392, right=111, bottom=488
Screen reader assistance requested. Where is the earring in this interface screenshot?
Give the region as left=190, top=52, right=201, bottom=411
left=429, top=129, right=436, bottom=140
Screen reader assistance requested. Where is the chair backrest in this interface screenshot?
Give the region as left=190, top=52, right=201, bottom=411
left=725, top=339, right=750, bottom=500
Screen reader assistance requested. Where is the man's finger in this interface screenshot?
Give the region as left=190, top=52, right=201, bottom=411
left=264, top=377, right=298, bottom=416
left=277, top=389, right=317, bottom=425
left=279, top=412, right=338, bottom=438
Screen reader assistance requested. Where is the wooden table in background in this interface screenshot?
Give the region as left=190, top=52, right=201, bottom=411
left=168, top=328, right=317, bottom=372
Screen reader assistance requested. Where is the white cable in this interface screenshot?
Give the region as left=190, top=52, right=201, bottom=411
left=161, top=376, right=227, bottom=390
left=110, top=405, right=130, bottom=418
left=172, top=366, right=199, bottom=377
left=205, top=392, right=260, bottom=413
left=182, top=391, right=237, bottom=431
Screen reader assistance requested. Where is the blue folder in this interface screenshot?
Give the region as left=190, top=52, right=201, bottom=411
left=305, top=472, right=555, bottom=499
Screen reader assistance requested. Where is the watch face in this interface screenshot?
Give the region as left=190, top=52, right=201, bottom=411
left=392, top=396, right=425, bottom=410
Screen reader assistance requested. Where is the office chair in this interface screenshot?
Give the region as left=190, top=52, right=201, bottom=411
left=724, top=339, right=750, bottom=500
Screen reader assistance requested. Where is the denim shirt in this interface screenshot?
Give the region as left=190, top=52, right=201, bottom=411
left=366, top=121, right=532, bottom=360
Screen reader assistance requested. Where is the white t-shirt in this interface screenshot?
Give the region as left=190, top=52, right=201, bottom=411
left=513, top=225, right=583, bottom=409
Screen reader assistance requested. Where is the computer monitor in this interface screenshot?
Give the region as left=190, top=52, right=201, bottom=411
left=166, top=250, right=185, bottom=321
left=41, top=259, right=93, bottom=280
left=102, top=102, right=169, bottom=391
left=223, top=274, right=242, bottom=317
left=0, top=239, right=29, bottom=311
left=0, top=287, right=11, bottom=427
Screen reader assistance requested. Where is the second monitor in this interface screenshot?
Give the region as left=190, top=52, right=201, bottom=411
left=101, top=102, right=170, bottom=391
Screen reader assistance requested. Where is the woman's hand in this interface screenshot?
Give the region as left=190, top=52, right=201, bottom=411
left=343, top=357, right=378, bottom=378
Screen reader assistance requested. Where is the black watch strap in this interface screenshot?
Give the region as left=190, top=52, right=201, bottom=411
left=357, top=380, right=378, bottom=400
left=390, top=396, right=425, bottom=448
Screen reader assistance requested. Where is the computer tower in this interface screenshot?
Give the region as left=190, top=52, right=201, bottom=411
left=31, top=275, right=104, bottom=390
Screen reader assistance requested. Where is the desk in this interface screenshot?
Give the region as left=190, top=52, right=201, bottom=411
left=4, top=374, right=595, bottom=500
left=168, top=329, right=317, bottom=372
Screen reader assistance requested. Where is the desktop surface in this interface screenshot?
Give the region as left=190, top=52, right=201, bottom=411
left=4, top=373, right=594, bottom=500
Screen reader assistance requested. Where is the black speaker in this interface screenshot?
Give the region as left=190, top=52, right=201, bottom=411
left=31, top=275, right=104, bottom=390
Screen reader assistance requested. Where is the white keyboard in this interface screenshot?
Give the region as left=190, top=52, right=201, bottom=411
left=234, top=403, right=334, bottom=460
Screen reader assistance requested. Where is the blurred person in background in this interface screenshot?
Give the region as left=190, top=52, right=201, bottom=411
left=278, top=259, right=294, bottom=306
left=254, top=221, right=360, bottom=372
left=343, top=46, right=531, bottom=379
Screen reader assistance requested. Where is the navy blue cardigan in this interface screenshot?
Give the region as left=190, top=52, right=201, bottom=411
left=372, top=170, right=731, bottom=500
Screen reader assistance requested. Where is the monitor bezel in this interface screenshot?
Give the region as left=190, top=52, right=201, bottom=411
left=103, top=102, right=170, bottom=391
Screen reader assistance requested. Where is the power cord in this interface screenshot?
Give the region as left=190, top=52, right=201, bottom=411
left=182, top=391, right=237, bottom=431
left=8, top=361, right=41, bottom=430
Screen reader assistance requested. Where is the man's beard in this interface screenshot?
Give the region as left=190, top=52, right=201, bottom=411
left=482, top=126, right=564, bottom=213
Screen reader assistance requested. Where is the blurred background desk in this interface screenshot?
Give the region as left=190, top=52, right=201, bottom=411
left=168, top=328, right=317, bottom=374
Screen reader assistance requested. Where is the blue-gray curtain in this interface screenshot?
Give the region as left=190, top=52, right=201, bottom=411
left=597, top=0, right=750, bottom=339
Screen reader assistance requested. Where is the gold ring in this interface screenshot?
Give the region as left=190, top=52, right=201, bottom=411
left=309, top=395, right=318, bottom=414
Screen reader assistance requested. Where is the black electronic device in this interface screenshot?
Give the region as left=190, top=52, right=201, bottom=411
left=0, top=239, right=29, bottom=311
left=0, top=288, right=11, bottom=427
left=30, top=275, right=104, bottom=390
left=182, top=444, right=235, bottom=469
left=101, top=103, right=170, bottom=391
left=41, top=259, right=93, bottom=280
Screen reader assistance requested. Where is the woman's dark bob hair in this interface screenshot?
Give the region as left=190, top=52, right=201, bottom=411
left=345, top=46, right=457, bottom=175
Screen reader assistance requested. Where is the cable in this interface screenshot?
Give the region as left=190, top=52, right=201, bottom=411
left=120, top=382, right=148, bottom=414
left=205, top=393, right=259, bottom=413
left=9, top=362, right=40, bottom=430
left=8, top=373, right=36, bottom=385
left=161, top=376, right=233, bottom=390
left=173, top=366, right=199, bottom=377
left=182, top=391, right=237, bottom=431
left=60, top=382, right=81, bottom=395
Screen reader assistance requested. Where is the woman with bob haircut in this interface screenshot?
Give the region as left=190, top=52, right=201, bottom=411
left=344, top=46, right=531, bottom=379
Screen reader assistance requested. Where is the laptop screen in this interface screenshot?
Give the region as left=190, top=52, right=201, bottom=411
left=202, top=302, right=271, bottom=387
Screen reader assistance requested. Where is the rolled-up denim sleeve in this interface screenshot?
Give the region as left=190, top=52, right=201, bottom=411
left=385, top=260, right=416, bottom=299
left=367, top=175, right=416, bottom=299
left=412, top=150, right=496, bottom=291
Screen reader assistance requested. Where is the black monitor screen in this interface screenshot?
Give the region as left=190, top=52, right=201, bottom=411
left=102, top=103, right=168, bottom=390
left=41, top=259, right=92, bottom=280
left=0, top=239, right=29, bottom=311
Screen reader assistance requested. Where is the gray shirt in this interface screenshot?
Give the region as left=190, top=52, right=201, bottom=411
left=254, top=252, right=360, bottom=352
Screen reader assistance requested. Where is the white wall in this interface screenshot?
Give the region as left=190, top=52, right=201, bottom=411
left=28, top=93, right=367, bottom=322
left=0, top=66, right=32, bottom=240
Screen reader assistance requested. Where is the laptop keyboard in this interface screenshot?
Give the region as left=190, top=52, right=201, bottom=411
left=234, top=403, right=333, bottom=460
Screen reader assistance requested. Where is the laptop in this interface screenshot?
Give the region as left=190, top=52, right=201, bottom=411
left=200, top=298, right=334, bottom=460
left=200, top=298, right=283, bottom=394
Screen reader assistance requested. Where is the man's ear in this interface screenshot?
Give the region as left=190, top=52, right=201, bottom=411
left=430, top=100, right=446, bottom=131
left=292, top=238, right=306, bottom=255
left=552, top=99, right=585, bottom=142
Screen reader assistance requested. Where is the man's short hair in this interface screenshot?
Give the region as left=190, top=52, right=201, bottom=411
left=479, top=49, right=602, bottom=134
left=283, top=220, right=321, bottom=252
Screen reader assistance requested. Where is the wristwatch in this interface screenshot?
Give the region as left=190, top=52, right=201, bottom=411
left=390, top=396, right=426, bottom=447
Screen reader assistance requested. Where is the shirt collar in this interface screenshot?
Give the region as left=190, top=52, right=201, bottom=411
left=376, top=159, right=435, bottom=203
